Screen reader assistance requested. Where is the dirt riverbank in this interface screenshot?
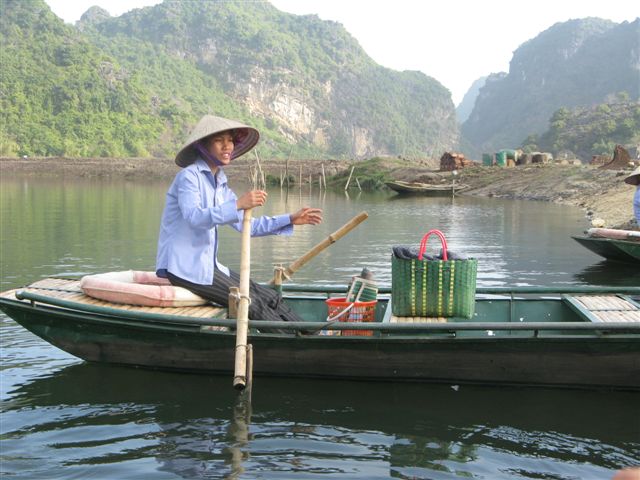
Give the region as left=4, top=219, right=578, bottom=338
left=1, top=156, right=636, bottom=229
left=381, top=162, right=635, bottom=230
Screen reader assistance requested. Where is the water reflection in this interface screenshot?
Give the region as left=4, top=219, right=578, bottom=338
left=574, top=260, right=640, bottom=286
left=2, top=363, right=637, bottom=478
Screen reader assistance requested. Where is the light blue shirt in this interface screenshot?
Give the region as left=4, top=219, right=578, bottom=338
left=634, top=186, right=640, bottom=224
left=156, top=157, right=292, bottom=285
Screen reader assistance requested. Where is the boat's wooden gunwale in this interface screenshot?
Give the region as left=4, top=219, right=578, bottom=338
left=6, top=289, right=640, bottom=335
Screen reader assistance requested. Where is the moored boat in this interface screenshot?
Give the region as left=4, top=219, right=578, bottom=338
left=1, top=277, right=639, bottom=390
left=572, top=227, right=640, bottom=263
left=386, top=180, right=469, bottom=196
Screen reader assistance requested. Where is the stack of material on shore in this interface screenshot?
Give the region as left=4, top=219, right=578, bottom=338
left=591, top=154, right=612, bottom=166
left=599, top=145, right=632, bottom=170
left=439, top=152, right=475, bottom=171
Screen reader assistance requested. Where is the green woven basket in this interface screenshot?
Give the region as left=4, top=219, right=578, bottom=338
left=391, top=230, right=478, bottom=319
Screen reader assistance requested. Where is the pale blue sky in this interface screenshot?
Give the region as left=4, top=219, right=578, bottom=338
left=44, top=0, right=638, bottom=105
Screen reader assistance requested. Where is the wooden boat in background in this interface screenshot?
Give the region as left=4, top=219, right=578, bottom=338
left=572, top=228, right=640, bottom=263
left=386, top=180, right=469, bottom=196
left=1, top=277, right=639, bottom=389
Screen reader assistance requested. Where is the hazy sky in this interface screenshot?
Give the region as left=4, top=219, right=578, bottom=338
left=44, top=0, right=638, bottom=105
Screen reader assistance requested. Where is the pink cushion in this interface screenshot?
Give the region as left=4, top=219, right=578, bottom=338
left=80, top=271, right=207, bottom=307
left=132, top=271, right=172, bottom=285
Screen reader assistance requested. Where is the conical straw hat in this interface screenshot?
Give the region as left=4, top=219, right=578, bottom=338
left=175, top=115, right=259, bottom=167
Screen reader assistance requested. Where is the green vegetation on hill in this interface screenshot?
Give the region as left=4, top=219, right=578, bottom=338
left=522, top=100, right=640, bottom=159
left=0, top=0, right=175, bottom=157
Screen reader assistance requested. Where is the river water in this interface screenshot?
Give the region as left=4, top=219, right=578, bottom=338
left=1, top=176, right=639, bottom=479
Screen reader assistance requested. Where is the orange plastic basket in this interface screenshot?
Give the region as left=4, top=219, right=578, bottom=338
left=325, top=297, right=377, bottom=336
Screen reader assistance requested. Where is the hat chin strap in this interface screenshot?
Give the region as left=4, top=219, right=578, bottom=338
left=194, top=141, right=224, bottom=167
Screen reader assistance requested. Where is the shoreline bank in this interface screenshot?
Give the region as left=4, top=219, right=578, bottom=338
left=1, top=156, right=635, bottom=229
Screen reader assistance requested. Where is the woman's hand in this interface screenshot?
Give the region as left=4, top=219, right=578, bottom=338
left=236, top=190, right=268, bottom=210
left=290, top=207, right=323, bottom=225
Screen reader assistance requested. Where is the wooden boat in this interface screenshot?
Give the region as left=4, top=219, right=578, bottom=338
left=1, top=278, right=639, bottom=389
left=386, top=180, right=469, bottom=196
left=572, top=227, right=640, bottom=263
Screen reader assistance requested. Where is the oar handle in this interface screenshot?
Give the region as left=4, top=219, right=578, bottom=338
left=270, top=211, right=369, bottom=284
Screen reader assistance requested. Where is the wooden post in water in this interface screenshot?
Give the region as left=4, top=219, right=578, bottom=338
left=285, top=147, right=292, bottom=190
left=321, top=164, right=327, bottom=190
left=345, top=166, right=355, bottom=190
left=452, top=170, right=458, bottom=198
left=254, top=151, right=265, bottom=190
left=233, top=208, right=253, bottom=391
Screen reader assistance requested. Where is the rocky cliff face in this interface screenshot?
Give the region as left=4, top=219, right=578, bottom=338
left=81, top=0, right=458, bottom=158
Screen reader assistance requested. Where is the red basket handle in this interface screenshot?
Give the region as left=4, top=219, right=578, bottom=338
left=418, top=229, right=448, bottom=261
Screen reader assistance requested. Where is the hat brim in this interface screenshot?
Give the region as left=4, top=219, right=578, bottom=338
left=624, top=167, right=640, bottom=186
left=175, top=115, right=260, bottom=167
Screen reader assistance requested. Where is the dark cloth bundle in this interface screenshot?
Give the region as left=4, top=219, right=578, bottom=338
left=392, top=246, right=469, bottom=261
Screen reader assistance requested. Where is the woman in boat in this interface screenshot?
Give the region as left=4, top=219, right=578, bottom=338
left=624, top=166, right=640, bottom=226
left=156, top=115, right=323, bottom=322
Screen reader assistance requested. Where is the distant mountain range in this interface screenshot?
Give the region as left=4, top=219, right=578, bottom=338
left=456, top=76, right=486, bottom=124
left=1, top=1, right=638, bottom=161
left=461, top=17, right=639, bottom=156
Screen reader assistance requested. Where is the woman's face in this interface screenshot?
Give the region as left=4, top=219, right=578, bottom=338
left=207, top=131, right=235, bottom=166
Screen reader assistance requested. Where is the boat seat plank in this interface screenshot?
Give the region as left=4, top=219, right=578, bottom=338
left=382, top=300, right=449, bottom=323
left=389, top=315, right=448, bottom=324
left=563, top=295, right=640, bottom=323
left=3, top=277, right=228, bottom=320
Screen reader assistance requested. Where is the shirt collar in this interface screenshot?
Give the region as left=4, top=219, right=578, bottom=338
left=194, top=157, right=227, bottom=186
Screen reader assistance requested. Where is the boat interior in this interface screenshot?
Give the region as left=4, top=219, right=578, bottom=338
left=2, top=278, right=639, bottom=338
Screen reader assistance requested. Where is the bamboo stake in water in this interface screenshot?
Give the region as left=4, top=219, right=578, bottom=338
left=345, top=166, right=355, bottom=190
left=321, top=163, right=327, bottom=189
left=233, top=208, right=253, bottom=391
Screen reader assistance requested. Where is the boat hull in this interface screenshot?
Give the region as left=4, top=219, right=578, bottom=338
left=386, top=181, right=469, bottom=196
left=572, top=235, right=640, bottom=263
left=2, top=298, right=639, bottom=389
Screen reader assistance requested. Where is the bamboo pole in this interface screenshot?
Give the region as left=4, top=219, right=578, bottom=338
left=269, top=211, right=369, bottom=284
left=321, top=164, right=327, bottom=189
left=233, top=208, right=253, bottom=391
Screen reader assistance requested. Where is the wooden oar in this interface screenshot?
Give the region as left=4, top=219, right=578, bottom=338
left=270, top=211, right=369, bottom=285
left=233, top=208, right=253, bottom=391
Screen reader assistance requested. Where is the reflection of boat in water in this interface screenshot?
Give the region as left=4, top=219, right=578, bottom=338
left=4, top=362, right=638, bottom=480
left=574, top=260, right=640, bottom=285
left=572, top=228, right=640, bottom=264
left=385, top=180, right=469, bottom=196
left=1, top=278, right=640, bottom=389
left=9, top=363, right=640, bottom=447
